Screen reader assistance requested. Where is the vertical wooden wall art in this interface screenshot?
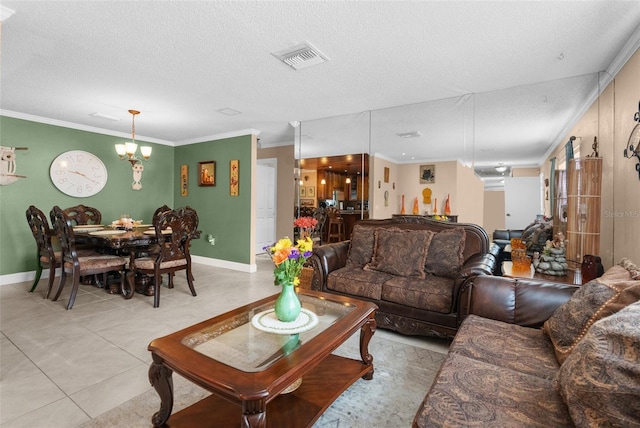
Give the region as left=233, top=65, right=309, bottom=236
left=230, top=160, right=239, bottom=196
left=566, top=157, right=602, bottom=263
left=180, top=164, right=188, bottom=196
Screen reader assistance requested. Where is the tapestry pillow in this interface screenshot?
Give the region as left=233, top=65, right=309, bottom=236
left=556, top=301, right=640, bottom=427
left=365, top=227, right=434, bottom=279
left=346, top=223, right=377, bottom=268
left=424, top=227, right=466, bottom=279
left=543, top=258, right=640, bottom=364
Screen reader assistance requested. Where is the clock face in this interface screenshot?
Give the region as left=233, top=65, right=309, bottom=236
left=50, top=150, right=108, bottom=197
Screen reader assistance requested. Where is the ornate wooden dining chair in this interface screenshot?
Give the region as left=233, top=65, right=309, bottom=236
left=133, top=207, right=199, bottom=308
left=50, top=206, right=128, bottom=309
left=25, top=205, right=61, bottom=296
left=152, top=204, right=171, bottom=223
left=311, top=207, right=328, bottom=246
left=62, top=204, right=102, bottom=225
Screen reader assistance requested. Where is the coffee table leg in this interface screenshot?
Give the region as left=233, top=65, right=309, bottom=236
left=149, top=353, right=174, bottom=427
left=359, top=313, right=376, bottom=380
left=241, top=399, right=266, bottom=428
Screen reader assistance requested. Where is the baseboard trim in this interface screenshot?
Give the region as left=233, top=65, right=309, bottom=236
left=0, top=258, right=255, bottom=286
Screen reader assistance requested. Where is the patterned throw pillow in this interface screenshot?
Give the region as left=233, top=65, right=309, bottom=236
left=543, top=258, right=640, bottom=364
left=556, top=301, right=640, bottom=427
left=365, top=227, right=434, bottom=279
left=424, top=227, right=466, bottom=279
left=346, top=224, right=376, bottom=268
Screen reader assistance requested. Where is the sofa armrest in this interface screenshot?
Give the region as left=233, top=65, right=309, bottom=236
left=309, top=241, right=351, bottom=291
left=460, top=253, right=496, bottom=278
left=468, top=275, right=579, bottom=328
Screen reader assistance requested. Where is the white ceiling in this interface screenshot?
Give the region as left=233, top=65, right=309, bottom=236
left=2, top=1, right=640, bottom=179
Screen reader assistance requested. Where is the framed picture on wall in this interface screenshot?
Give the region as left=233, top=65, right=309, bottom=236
left=300, top=186, right=306, bottom=197
left=198, top=161, right=215, bottom=186
left=307, top=186, right=316, bottom=197
left=230, top=160, right=239, bottom=195
left=384, top=167, right=390, bottom=183
left=180, top=164, right=188, bottom=196
left=420, top=164, right=435, bottom=184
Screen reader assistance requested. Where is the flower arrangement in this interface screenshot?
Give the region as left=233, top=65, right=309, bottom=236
left=293, top=216, right=318, bottom=239
left=264, top=236, right=313, bottom=287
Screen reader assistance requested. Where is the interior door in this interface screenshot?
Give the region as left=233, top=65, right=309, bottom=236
left=504, top=176, right=543, bottom=229
left=256, top=160, right=276, bottom=254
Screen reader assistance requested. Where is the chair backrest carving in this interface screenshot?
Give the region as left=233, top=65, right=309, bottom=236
left=326, top=206, right=341, bottom=220
left=51, top=205, right=79, bottom=263
left=152, top=204, right=171, bottom=224
left=62, top=204, right=102, bottom=225
left=26, top=205, right=55, bottom=259
left=153, top=207, right=199, bottom=263
left=311, top=207, right=328, bottom=241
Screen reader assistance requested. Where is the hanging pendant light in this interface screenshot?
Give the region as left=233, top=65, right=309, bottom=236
left=114, top=109, right=152, bottom=190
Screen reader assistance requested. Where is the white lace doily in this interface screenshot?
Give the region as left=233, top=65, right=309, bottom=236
left=251, top=308, right=319, bottom=335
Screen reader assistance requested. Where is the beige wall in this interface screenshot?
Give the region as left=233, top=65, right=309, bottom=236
left=258, top=145, right=295, bottom=239
left=483, top=190, right=506, bottom=236
left=370, top=156, right=399, bottom=219
left=541, top=47, right=640, bottom=269
left=456, top=162, right=484, bottom=225
left=512, top=167, right=540, bottom=177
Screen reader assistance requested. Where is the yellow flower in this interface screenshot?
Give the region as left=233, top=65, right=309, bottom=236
left=293, top=277, right=300, bottom=286
left=297, top=236, right=313, bottom=252
left=274, top=238, right=293, bottom=251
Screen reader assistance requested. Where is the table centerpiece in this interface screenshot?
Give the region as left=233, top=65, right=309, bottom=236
left=264, top=234, right=313, bottom=322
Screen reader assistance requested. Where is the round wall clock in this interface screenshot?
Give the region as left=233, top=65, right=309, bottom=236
left=50, top=150, right=108, bottom=197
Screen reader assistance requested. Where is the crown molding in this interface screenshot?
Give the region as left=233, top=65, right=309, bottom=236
left=0, top=109, right=174, bottom=146
left=174, top=129, right=262, bottom=146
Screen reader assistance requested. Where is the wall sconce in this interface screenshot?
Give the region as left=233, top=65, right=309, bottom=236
left=623, top=101, right=640, bottom=180
left=115, top=109, right=152, bottom=190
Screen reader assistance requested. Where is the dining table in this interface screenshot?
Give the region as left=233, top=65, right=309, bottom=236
left=72, top=224, right=166, bottom=296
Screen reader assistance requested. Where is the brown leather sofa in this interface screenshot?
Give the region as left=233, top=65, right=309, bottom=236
left=414, top=263, right=640, bottom=427
left=307, top=216, right=495, bottom=338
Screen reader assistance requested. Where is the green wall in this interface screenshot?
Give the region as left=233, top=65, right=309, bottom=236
left=174, top=136, right=253, bottom=264
left=0, top=116, right=253, bottom=276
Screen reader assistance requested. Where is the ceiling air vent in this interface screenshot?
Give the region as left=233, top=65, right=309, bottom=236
left=272, top=42, right=329, bottom=70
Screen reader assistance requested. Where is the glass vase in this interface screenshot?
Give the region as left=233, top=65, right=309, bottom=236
left=274, top=282, right=301, bottom=322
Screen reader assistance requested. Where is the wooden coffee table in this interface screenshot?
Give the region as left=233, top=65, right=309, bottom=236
left=147, top=289, right=378, bottom=427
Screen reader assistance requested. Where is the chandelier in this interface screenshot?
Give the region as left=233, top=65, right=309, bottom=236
left=115, top=109, right=151, bottom=190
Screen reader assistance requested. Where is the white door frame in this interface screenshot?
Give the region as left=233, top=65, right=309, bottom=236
left=256, top=158, right=277, bottom=254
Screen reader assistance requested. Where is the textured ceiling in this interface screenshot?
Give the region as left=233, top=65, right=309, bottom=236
left=2, top=1, right=640, bottom=182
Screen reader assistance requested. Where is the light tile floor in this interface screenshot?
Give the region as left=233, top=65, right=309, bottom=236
left=0, top=255, right=449, bottom=427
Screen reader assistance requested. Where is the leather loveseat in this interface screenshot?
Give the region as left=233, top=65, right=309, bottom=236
left=307, top=216, right=495, bottom=339
left=414, top=258, right=640, bottom=427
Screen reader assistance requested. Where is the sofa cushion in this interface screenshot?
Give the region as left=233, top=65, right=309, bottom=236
left=381, top=274, right=454, bottom=313
left=556, top=301, right=640, bottom=427
left=543, top=259, right=640, bottom=364
left=345, top=223, right=376, bottom=268
left=451, top=315, right=560, bottom=380
left=326, top=266, right=390, bottom=300
left=365, top=227, right=434, bottom=279
left=413, top=353, right=571, bottom=428
left=424, top=227, right=465, bottom=279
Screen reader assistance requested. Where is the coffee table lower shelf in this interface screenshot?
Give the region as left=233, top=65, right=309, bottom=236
left=165, top=354, right=372, bottom=427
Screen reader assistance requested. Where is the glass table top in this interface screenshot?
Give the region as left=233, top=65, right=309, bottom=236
left=181, top=293, right=356, bottom=372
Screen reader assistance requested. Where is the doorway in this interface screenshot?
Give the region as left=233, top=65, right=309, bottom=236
left=504, top=176, right=543, bottom=229
left=256, top=159, right=277, bottom=254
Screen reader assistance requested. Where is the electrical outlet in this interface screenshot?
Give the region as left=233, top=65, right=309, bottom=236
left=207, top=234, right=215, bottom=246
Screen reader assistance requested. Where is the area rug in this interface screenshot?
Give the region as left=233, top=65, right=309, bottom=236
left=80, top=333, right=447, bottom=428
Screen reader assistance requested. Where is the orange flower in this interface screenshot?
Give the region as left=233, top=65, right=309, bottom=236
left=272, top=248, right=290, bottom=266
